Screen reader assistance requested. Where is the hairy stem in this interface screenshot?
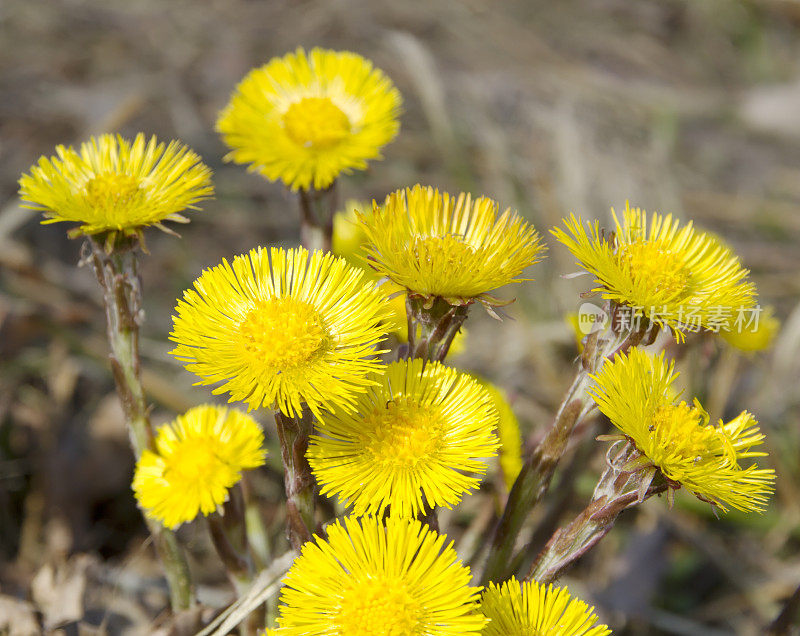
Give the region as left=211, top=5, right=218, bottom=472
left=405, top=295, right=469, bottom=362
left=87, top=237, right=193, bottom=611
left=275, top=409, right=316, bottom=550
left=528, top=442, right=666, bottom=583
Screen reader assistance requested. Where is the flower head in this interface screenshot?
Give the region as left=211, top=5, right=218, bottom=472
left=358, top=185, right=546, bottom=304
left=217, top=47, right=401, bottom=191
left=277, top=515, right=486, bottom=635
left=480, top=577, right=611, bottom=636
left=308, top=359, right=499, bottom=517
left=19, top=133, right=213, bottom=242
left=552, top=204, right=756, bottom=340
left=170, top=247, right=390, bottom=418
left=590, top=347, right=775, bottom=512
left=132, top=405, right=265, bottom=529
left=720, top=305, right=779, bottom=352
left=480, top=381, right=523, bottom=491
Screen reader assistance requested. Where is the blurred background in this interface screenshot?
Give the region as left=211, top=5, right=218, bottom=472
left=1, top=0, right=799, bottom=634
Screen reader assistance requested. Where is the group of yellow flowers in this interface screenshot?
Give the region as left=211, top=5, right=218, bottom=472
left=19, top=45, right=776, bottom=635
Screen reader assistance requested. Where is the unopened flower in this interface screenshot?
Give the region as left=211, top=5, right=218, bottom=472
left=309, top=359, right=499, bottom=517
left=170, top=247, right=390, bottom=418
left=277, top=515, right=486, bottom=635
left=480, top=576, right=611, bottom=636
left=358, top=185, right=545, bottom=305
left=133, top=405, right=265, bottom=529
left=590, top=347, right=775, bottom=513
left=217, top=47, right=401, bottom=191
left=19, top=133, right=212, bottom=242
left=552, top=204, right=756, bottom=341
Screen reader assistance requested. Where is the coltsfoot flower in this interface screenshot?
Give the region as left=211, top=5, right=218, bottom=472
left=479, top=380, right=523, bottom=491
left=590, top=347, right=775, bottom=512
left=132, top=405, right=266, bottom=529
left=480, top=576, right=611, bottom=636
left=552, top=204, right=756, bottom=341
left=170, top=247, right=390, bottom=418
left=19, top=133, right=213, bottom=242
left=358, top=184, right=546, bottom=305
left=277, top=515, right=487, bottom=635
left=308, top=359, right=499, bottom=517
left=217, top=47, right=401, bottom=191
left=720, top=305, right=779, bottom=352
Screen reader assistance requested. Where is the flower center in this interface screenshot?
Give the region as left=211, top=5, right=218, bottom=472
left=238, top=298, right=330, bottom=370
left=411, top=234, right=477, bottom=268
left=361, top=399, right=443, bottom=468
left=647, top=402, right=723, bottom=465
left=83, top=173, right=143, bottom=220
left=336, top=577, right=422, bottom=636
left=620, top=240, right=690, bottom=297
left=282, top=97, right=351, bottom=149
left=165, top=438, right=220, bottom=482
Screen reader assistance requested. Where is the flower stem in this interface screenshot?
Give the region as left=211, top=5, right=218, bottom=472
left=207, top=493, right=254, bottom=595
left=274, top=409, right=316, bottom=550
left=298, top=182, right=336, bottom=253
left=405, top=295, right=469, bottom=362
left=527, top=442, right=665, bottom=583
left=87, top=236, right=194, bottom=611
left=403, top=295, right=470, bottom=528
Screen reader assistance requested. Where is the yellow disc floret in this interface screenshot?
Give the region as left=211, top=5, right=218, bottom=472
left=239, top=298, right=330, bottom=370
left=362, top=399, right=443, bottom=469
left=283, top=97, right=352, bottom=149
left=620, top=239, right=691, bottom=299
left=336, top=578, right=421, bottom=636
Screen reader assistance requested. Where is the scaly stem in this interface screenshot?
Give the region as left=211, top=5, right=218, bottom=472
left=298, top=182, right=336, bottom=253
left=405, top=295, right=469, bottom=362
left=275, top=409, right=315, bottom=550
left=87, top=236, right=194, bottom=611
left=528, top=442, right=665, bottom=583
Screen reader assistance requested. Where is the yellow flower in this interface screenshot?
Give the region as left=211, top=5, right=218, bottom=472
left=480, top=577, right=611, bottom=636
left=552, top=204, right=756, bottom=341
left=332, top=200, right=472, bottom=347
left=19, top=133, right=213, bottom=241
left=358, top=185, right=546, bottom=304
left=277, top=515, right=487, bottom=635
left=589, top=347, right=775, bottom=513
left=480, top=381, right=523, bottom=491
left=132, top=405, right=265, bottom=529
left=170, top=247, right=390, bottom=418
left=332, top=199, right=372, bottom=267
left=217, top=48, right=401, bottom=191
left=308, top=359, right=499, bottom=517
left=720, top=305, right=779, bottom=352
